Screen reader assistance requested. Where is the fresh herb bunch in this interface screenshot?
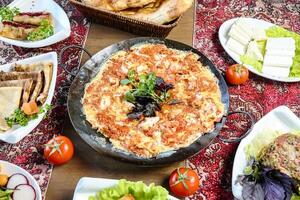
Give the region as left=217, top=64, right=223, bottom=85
left=238, top=158, right=299, bottom=200
left=121, top=70, right=177, bottom=119
left=5, top=104, right=52, bottom=127
left=0, top=6, right=19, bottom=21
left=27, top=19, right=54, bottom=41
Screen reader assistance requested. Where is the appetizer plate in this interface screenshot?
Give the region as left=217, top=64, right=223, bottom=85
left=0, top=52, right=57, bottom=143
left=0, top=0, right=71, bottom=48
left=232, top=106, right=300, bottom=199
left=73, top=177, right=179, bottom=200
left=219, top=17, right=300, bottom=82
left=0, top=160, right=42, bottom=200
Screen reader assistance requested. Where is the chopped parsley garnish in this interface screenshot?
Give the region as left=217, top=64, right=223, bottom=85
left=5, top=104, right=52, bottom=127
left=121, top=70, right=178, bottom=119
left=27, top=19, right=54, bottom=41
left=0, top=6, right=19, bottom=21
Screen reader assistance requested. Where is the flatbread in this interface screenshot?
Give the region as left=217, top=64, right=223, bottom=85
left=0, top=71, right=44, bottom=102
left=108, top=0, right=157, bottom=11
left=0, top=87, right=22, bottom=131
left=83, top=0, right=193, bottom=24
left=0, top=79, right=33, bottom=103
left=131, top=0, right=193, bottom=24
left=14, top=62, right=53, bottom=104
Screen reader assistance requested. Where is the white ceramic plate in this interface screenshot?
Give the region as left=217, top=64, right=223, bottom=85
left=0, top=52, right=57, bottom=143
left=219, top=17, right=300, bottom=82
left=73, top=177, right=179, bottom=200
left=0, top=160, right=42, bottom=200
left=232, top=105, right=300, bottom=199
left=0, top=0, right=71, bottom=48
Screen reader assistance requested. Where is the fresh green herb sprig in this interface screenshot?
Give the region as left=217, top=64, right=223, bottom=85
left=27, top=19, right=54, bottom=41
left=5, top=104, right=52, bottom=127
left=121, top=69, right=171, bottom=104
left=0, top=6, right=19, bottom=21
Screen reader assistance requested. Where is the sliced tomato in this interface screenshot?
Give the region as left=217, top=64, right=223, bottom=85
left=169, top=167, right=200, bottom=197
left=44, top=135, right=74, bottom=165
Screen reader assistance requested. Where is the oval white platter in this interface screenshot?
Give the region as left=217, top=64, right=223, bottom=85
left=0, top=52, right=57, bottom=144
left=231, top=105, right=300, bottom=199
left=73, top=177, right=179, bottom=200
left=0, top=160, right=42, bottom=200
left=0, top=0, right=71, bottom=48
left=219, top=17, right=300, bottom=82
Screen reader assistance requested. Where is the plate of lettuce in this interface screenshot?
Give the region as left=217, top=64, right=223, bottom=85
left=232, top=106, right=300, bottom=200
left=73, top=177, right=179, bottom=200
left=219, top=17, right=300, bottom=82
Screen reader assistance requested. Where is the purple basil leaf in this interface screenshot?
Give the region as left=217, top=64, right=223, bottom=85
left=261, top=168, right=294, bottom=200
left=242, top=181, right=264, bottom=200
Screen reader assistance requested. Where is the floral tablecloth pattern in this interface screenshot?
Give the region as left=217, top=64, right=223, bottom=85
left=186, top=0, right=300, bottom=199
left=0, top=0, right=90, bottom=198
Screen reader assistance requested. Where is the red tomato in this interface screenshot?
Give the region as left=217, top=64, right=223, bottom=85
left=225, top=64, right=249, bottom=85
left=44, top=136, right=74, bottom=165
left=169, top=167, right=200, bottom=197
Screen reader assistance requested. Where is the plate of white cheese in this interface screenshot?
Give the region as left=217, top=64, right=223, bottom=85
left=219, top=17, right=300, bottom=82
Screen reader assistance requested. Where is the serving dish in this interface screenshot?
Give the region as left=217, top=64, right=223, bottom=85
left=219, top=17, right=300, bottom=82
left=0, top=0, right=70, bottom=48
left=232, top=105, right=300, bottom=199
left=73, top=177, right=178, bottom=200
left=0, top=160, right=42, bottom=200
left=62, top=37, right=254, bottom=166
left=0, top=52, right=57, bottom=143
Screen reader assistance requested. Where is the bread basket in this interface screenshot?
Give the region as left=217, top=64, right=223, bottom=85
left=69, top=0, right=181, bottom=37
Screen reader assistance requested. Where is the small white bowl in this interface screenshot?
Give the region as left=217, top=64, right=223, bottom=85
left=0, top=52, right=57, bottom=144
left=0, top=0, right=71, bottom=48
left=0, top=160, right=42, bottom=200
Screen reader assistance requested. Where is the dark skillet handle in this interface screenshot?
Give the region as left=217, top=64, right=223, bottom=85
left=59, top=45, right=94, bottom=77
left=218, top=111, right=255, bottom=143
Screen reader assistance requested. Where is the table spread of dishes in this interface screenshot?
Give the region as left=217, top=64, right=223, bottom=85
left=0, top=0, right=299, bottom=200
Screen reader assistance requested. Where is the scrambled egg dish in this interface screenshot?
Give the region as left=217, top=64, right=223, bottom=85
left=82, top=44, right=225, bottom=157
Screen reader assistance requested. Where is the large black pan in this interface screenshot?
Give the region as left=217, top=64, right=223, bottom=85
left=61, top=37, right=254, bottom=166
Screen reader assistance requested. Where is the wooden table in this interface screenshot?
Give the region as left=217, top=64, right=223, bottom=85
left=46, top=7, right=194, bottom=200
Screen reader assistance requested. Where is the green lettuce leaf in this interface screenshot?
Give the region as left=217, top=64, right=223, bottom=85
left=89, top=179, right=168, bottom=200
left=240, top=54, right=263, bottom=72
left=266, top=26, right=300, bottom=77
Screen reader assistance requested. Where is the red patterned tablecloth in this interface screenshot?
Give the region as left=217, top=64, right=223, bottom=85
left=186, top=0, right=300, bottom=199
left=0, top=0, right=90, bottom=199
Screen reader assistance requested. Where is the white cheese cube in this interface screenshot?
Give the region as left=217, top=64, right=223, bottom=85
left=246, top=41, right=264, bottom=61
left=266, top=37, right=295, bottom=51
left=235, top=18, right=254, bottom=38
left=263, top=55, right=293, bottom=68
left=228, top=24, right=251, bottom=45
left=226, top=37, right=247, bottom=56
left=262, top=66, right=290, bottom=77
left=265, top=49, right=295, bottom=57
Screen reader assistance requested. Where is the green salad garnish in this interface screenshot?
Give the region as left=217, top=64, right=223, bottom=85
left=0, top=189, right=13, bottom=200
left=89, top=179, right=169, bottom=200
left=27, top=19, right=54, bottom=41
left=5, top=104, right=52, bottom=127
left=0, top=6, right=19, bottom=21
